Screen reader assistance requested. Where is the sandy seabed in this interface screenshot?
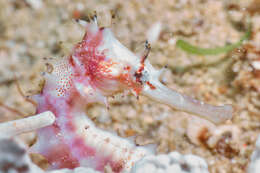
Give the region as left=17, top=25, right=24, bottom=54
left=0, top=0, right=260, bottom=172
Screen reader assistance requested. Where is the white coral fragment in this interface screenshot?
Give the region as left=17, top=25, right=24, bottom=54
left=0, top=111, right=55, bottom=137
left=186, top=117, right=216, bottom=146
left=130, top=151, right=209, bottom=173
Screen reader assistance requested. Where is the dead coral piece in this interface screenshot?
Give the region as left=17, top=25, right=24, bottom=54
left=131, top=151, right=209, bottom=173
left=186, top=117, right=216, bottom=146
left=207, top=125, right=241, bottom=158
left=187, top=120, right=241, bottom=158
left=0, top=111, right=55, bottom=137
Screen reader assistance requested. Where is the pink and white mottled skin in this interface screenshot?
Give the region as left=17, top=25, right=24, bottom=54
left=30, top=18, right=233, bottom=173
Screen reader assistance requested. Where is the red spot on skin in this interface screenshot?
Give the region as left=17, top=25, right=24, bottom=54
left=95, top=155, right=111, bottom=171
left=73, top=10, right=81, bottom=19
left=110, top=160, right=124, bottom=173
left=124, top=66, right=131, bottom=71
left=146, top=81, right=156, bottom=90
left=96, top=156, right=124, bottom=173
left=66, top=120, right=75, bottom=131
left=69, top=56, right=75, bottom=67
left=134, top=65, right=145, bottom=84
left=72, top=137, right=96, bottom=157
left=52, top=122, right=60, bottom=131
left=44, top=142, right=79, bottom=169
left=134, top=43, right=150, bottom=85
left=119, top=68, right=142, bottom=95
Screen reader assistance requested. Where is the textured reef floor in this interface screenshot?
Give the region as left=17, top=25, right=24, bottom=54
left=0, top=0, right=260, bottom=173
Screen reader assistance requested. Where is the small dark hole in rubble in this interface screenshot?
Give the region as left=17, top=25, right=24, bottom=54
left=0, top=139, right=26, bottom=156
left=180, top=162, right=191, bottom=172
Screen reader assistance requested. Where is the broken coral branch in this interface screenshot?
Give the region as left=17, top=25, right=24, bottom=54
left=0, top=111, right=55, bottom=137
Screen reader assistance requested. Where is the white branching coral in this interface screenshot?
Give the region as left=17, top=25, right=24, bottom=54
left=131, top=151, right=209, bottom=173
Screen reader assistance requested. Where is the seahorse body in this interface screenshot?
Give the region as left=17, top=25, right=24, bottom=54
left=31, top=21, right=154, bottom=173
left=31, top=19, right=232, bottom=173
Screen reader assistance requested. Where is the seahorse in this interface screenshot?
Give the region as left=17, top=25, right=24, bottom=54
left=30, top=16, right=233, bottom=173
